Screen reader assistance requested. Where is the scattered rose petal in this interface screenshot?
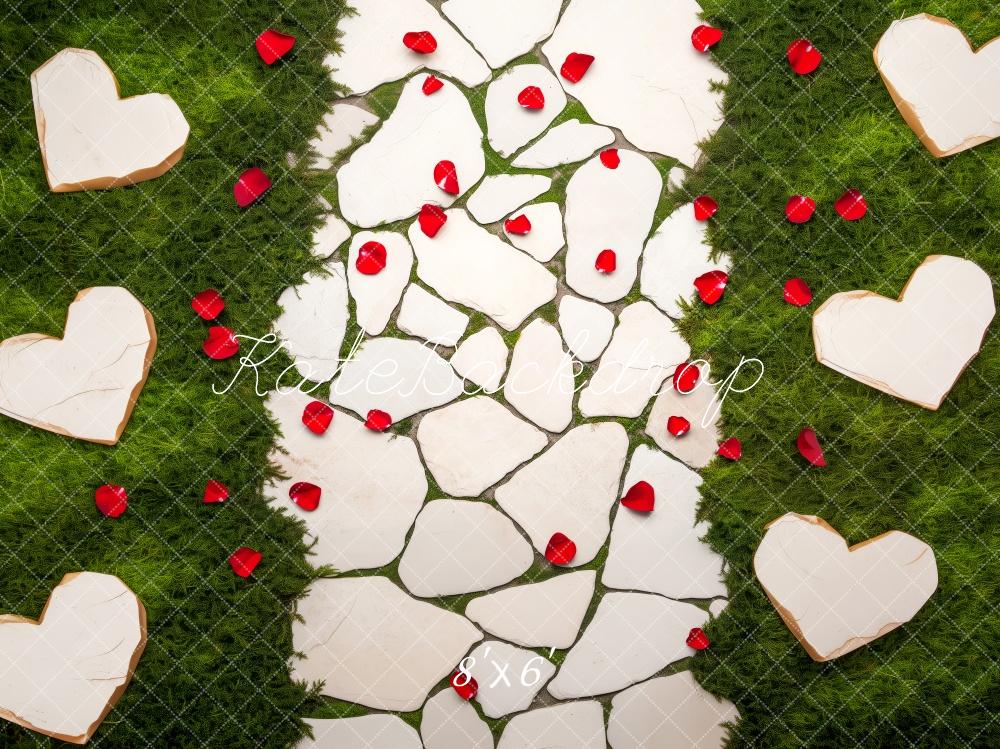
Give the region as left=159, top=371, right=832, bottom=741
left=693, top=194, right=718, bottom=221
left=434, top=160, right=459, bottom=195
left=255, top=28, right=296, bottom=65
left=783, top=277, right=813, bottom=306
left=717, top=437, right=742, bottom=461
left=203, top=326, right=239, bottom=360
left=621, top=480, right=655, bottom=512
left=835, top=189, right=867, bottom=221
left=599, top=148, right=620, bottom=169
left=289, top=481, right=322, bottom=511
left=233, top=167, right=271, bottom=208
left=229, top=547, right=262, bottom=578
left=504, top=214, right=532, bottom=235
left=691, top=24, right=724, bottom=53
left=785, top=195, right=816, bottom=224
left=403, top=30, right=437, bottom=54
left=686, top=627, right=711, bottom=650
left=422, top=74, right=444, bottom=95
left=419, top=203, right=448, bottom=237
left=95, top=484, right=127, bottom=518
left=673, top=362, right=700, bottom=394
left=797, top=427, right=827, bottom=467
left=365, top=409, right=393, bottom=432
left=787, top=38, right=822, bottom=75
left=560, top=52, right=595, bottom=83
left=545, top=532, right=577, bottom=565
left=517, top=85, right=545, bottom=110
left=191, top=289, right=224, bottom=320
left=450, top=670, right=478, bottom=701
left=203, top=480, right=229, bottom=504
left=356, top=240, right=388, bottom=275
left=667, top=415, right=691, bottom=437
left=595, top=249, right=617, bottom=274
left=302, top=400, right=334, bottom=435
left=694, top=270, right=729, bottom=305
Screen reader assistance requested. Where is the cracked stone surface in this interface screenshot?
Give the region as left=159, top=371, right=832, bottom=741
left=511, top=119, right=615, bottom=169
left=298, top=716, right=421, bottom=749
left=558, top=294, right=615, bottom=364
left=503, top=319, right=574, bottom=432
left=308, top=103, right=379, bottom=170
left=467, top=174, right=552, bottom=225
left=450, top=327, right=509, bottom=394
left=504, top=202, right=564, bottom=262
left=466, top=641, right=556, bottom=718
left=273, top=263, right=349, bottom=383
left=497, top=701, right=606, bottom=749
left=484, top=65, right=566, bottom=157
left=441, top=0, right=563, bottom=69
left=397, top=284, right=470, bottom=347
left=421, top=689, right=494, bottom=749
left=645, top=362, right=723, bottom=469
left=346, top=231, right=412, bottom=335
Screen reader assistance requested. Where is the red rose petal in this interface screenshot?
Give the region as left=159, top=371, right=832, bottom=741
left=693, top=194, right=718, bottom=221
left=797, top=427, right=827, bottom=467
left=667, top=415, right=691, bottom=437
left=835, top=188, right=867, bottom=221
left=191, top=289, right=224, bottom=320
left=356, top=241, right=388, bottom=275
left=403, top=30, right=437, bottom=54
left=229, top=546, right=262, bottom=578
left=787, top=38, right=822, bottom=75
left=302, top=400, right=334, bottom=435
left=599, top=148, right=620, bottom=169
left=694, top=270, right=729, bottom=305
left=691, top=25, right=724, bottom=53
left=95, top=484, right=128, bottom=518
left=450, top=670, right=478, bottom=701
left=545, top=532, right=577, bottom=565
left=255, top=28, right=296, bottom=65
left=686, top=627, right=711, bottom=650
left=422, top=74, right=444, bottom=95
left=203, top=480, right=229, bottom=504
left=560, top=52, right=595, bottom=83
left=504, top=214, right=532, bottom=236
left=233, top=167, right=271, bottom=208
left=785, top=195, right=816, bottom=224
left=621, top=480, right=655, bottom=512
left=673, top=362, right=701, bottom=394
left=783, top=277, right=813, bottom=306
left=365, top=409, right=393, bottom=432
left=289, top=481, right=322, bottom=511
left=595, top=249, right=617, bottom=274
left=419, top=204, right=448, bottom=237
left=717, top=437, right=742, bottom=461
left=517, top=85, right=545, bottom=110
left=434, top=160, right=460, bottom=195
left=203, top=326, right=239, bottom=360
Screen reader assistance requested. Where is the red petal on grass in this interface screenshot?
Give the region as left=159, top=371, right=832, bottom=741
left=203, top=480, right=229, bottom=504
left=517, top=85, right=545, bottom=110
left=302, top=400, right=334, bottom=435
left=95, top=484, right=128, bottom=518
left=422, top=74, right=444, bottom=95
left=255, top=29, right=296, bottom=65
left=783, top=277, right=813, bottom=306
left=667, top=415, right=691, bottom=437
left=691, top=25, right=724, bottom=52
left=673, top=362, right=700, bottom=394
left=203, top=326, right=239, bottom=360
left=450, top=670, right=478, bottom=701
left=233, top=167, right=271, bottom=208
left=835, top=188, right=867, bottom=221
left=356, top=241, right=388, bottom=275
left=289, top=481, right=322, bottom=511
left=787, top=38, right=822, bottom=75
left=229, top=547, right=262, bottom=578
left=191, top=289, right=224, bottom=320
left=504, top=214, right=532, bottom=235
left=545, top=532, right=577, bottom=565
left=365, top=409, right=393, bottom=432
left=797, top=428, right=827, bottom=467
left=717, top=437, right=742, bottom=461
left=785, top=195, right=816, bottom=224
left=595, top=249, right=617, bottom=273
left=621, top=480, right=655, bottom=512
left=686, top=627, right=711, bottom=650
left=434, top=160, right=460, bottom=195
left=693, top=194, right=718, bottom=221
left=560, top=52, right=594, bottom=83
left=694, top=270, right=729, bottom=305
left=403, top=31, right=437, bottom=54
left=419, top=204, right=448, bottom=237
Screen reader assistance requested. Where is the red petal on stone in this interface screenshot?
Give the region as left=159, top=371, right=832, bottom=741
left=693, top=194, right=718, bottom=221
left=599, top=148, right=620, bottom=169
left=517, top=85, right=545, bottom=110
left=560, top=52, right=595, bottom=83
left=545, top=532, right=577, bottom=565
left=434, top=160, right=460, bottom=195
left=203, top=326, right=240, bottom=360
left=717, top=437, right=742, bottom=461
left=229, top=547, right=262, bottom=578
left=365, top=409, right=393, bottom=432
left=403, top=30, right=437, bottom=54
left=797, top=427, right=827, bottom=467
left=302, top=400, right=334, bottom=435
left=419, top=204, right=448, bottom=237
left=450, top=670, right=478, bottom=701
left=835, top=189, right=867, bottom=221
left=783, top=277, right=813, bottom=306
left=621, top=480, right=655, bottom=512
left=422, top=74, right=444, bottom=95
left=673, top=362, right=701, bottom=394
left=595, top=249, right=617, bottom=274
left=191, top=289, right=224, bottom=320
left=233, top=167, right=271, bottom=208
left=667, top=415, right=691, bottom=437
left=95, top=484, right=128, bottom=518
left=505, top=214, right=532, bottom=235
left=356, top=241, right=388, bottom=275
left=785, top=195, right=816, bottom=224
left=255, top=28, right=296, bottom=65
left=686, top=627, right=711, bottom=650
left=203, top=480, right=229, bottom=504
left=787, top=38, right=822, bottom=75
left=691, top=25, right=724, bottom=53
left=289, top=481, right=322, bottom=511
left=694, top=270, right=729, bottom=305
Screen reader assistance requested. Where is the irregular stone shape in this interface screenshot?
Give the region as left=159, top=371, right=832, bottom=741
left=484, top=65, right=566, bottom=157
left=408, top=209, right=557, bottom=331
left=465, top=570, right=595, bottom=649
left=274, top=263, right=349, bottom=383
left=31, top=48, right=189, bottom=192
left=812, top=254, right=995, bottom=410
left=602, top=445, right=726, bottom=599
left=495, top=422, right=628, bottom=566
left=399, top=499, right=534, bottom=597
left=338, top=77, right=485, bottom=227
left=299, top=716, right=421, bottom=749
left=0, top=572, right=145, bottom=744
left=329, top=337, right=464, bottom=421
left=347, top=231, right=413, bottom=335
left=645, top=362, right=722, bottom=469
left=421, top=689, right=494, bottom=749
left=607, top=671, right=740, bottom=749
left=442, top=0, right=563, bottom=68
left=312, top=212, right=351, bottom=258
left=511, top=119, right=615, bottom=169
left=324, top=0, right=490, bottom=95
left=666, top=165, right=687, bottom=192
left=641, top=203, right=732, bottom=319
left=558, top=295, right=614, bottom=363
left=709, top=598, right=729, bottom=617
left=547, top=591, right=709, bottom=698
left=503, top=319, right=574, bottom=432
left=504, top=202, right=564, bottom=262
left=467, top=174, right=552, bottom=224
left=754, top=513, right=938, bottom=662
left=542, top=0, right=727, bottom=166
left=466, top=641, right=555, bottom=718
left=579, top=301, right=690, bottom=417
left=498, top=701, right=605, bottom=749
left=292, top=576, right=482, bottom=711
left=309, top=103, right=380, bottom=170
left=417, top=397, right=547, bottom=497
left=397, top=284, right=470, bottom=346
left=0, top=286, right=155, bottom=445
left=564, top=151, right=662, bottom=302
left=265, top=389, right=427, bottom=572
left=450, top=327, right=509, bottom=394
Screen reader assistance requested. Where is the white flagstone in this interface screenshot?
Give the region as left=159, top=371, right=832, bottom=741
left=273, top=263, right=349, bottom=383
left=503, top=319, right=574, bottom=432
left=467, top=174, right=552, bottom=225
left=466, top=641, right=555, bottom=718
left=441, top=0, right=563, bottom=68
left=308, top=103, right=380, bottom=170
left=504, top=202, right=565, bottom=262
left=450, top=327, right=510, bottom=394
left=346, top=231, right=412, bottom=335
left=510, top=119, right=615, bottom=169
left=484, top=65, right=566, bottom=157
left=397, top=284, right=470, bottom=346
left=558, top=295, right=615, bottom=364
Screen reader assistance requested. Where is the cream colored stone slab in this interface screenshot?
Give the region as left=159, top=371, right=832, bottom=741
left=875, top=14, right=1000, bottom=157
left=504, top=202, right=565, bottom=262
left=641, top=203, right=732, bottom=319
left=312, top=212, right=352, bottom=259
left=558, top=295, right=614, bottom=363
left=503, top=319, right=574, bottom=432
left=274, top=263, right=349, bottom=383
left=399, top=499, right=534, bottom=597
left=324, top=0, right=490, bottom=95
left=484, top=65, right=566, bottom=157
left=547, top=591, right=709, bottom=698
left=397, top=284, right=470, bottom=346
left=0, top=572, right=146, bottom=745
left=709, top=598, right=729, bottom=617
left=417, top=397, right=547, bottom=497
left=338, top=77, right=485, bottom=228
left=408, top=209, right=557, bottom=331
left=421, top=689, right=494, bottom=749
left=466, top=641, right=555, bottom=718
left=292, top=576, right=482, bottom=711
left=442, top=0, right=563, bottom=68
left=347, top=232, right=413, bottom=335
left=495, top=422, right=628, bottom=566
left=510, top=119, right=614, bottom=169
left=579, top=302, right=690, bottom=418
left=309, top=103, right=380, bottom=170
left=31, top=48, right=189, bottom=192
left=497, top=701, right=605, bottom=749
left=467, top=174, right=552, bottom=225
left=0, top=286, right=155, bottom=445
left=667, top=165, right=687, bottom=192
left=450, top=327, right=509, bottom=394
left=329, top=337, right=464, bottom=421
left=812, top=255, right=995, bottom=410
left=299, top=716, right=421, bottom=749
left=265, top=389, right=427, bottom=572
left=607, top=671, right=739, bottom=749
left=754, top=513, right=938, bottom=662
left=542, top=0, right=727, bottom=165
left=465, top=570, right=595, bottom=649
left=564, top=151, right=662, bottom=303
left=644, top=362, right=722, bottom=469
left=602, top=445, right=726, bottom=599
